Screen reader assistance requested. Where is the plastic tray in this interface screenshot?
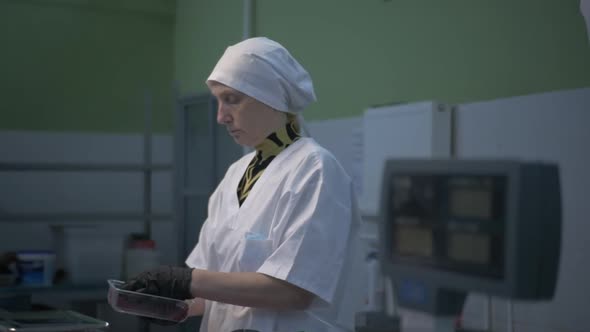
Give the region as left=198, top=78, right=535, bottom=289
left=107, top=279, right=189, bottom=322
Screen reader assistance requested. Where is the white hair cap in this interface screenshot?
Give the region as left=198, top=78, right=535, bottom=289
left=206, top=37, right=317, bottom=113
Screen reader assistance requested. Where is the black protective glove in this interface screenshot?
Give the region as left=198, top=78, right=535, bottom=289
left=123, top=265, right=194, bottom=300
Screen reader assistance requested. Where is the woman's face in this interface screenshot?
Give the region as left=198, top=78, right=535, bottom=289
left=208, top=81, right=287, bottom=147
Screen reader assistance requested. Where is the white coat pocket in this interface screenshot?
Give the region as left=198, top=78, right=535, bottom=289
left=238, top=235, right=273, bottom=272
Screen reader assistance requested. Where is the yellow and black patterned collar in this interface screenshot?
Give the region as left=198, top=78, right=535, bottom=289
left=254, top=116, right=301, bottom=160
left=236, top=117, right=301, bottom=206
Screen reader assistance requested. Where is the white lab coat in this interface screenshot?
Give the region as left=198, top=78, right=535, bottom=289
left=186, top=137, right=363, bottom=332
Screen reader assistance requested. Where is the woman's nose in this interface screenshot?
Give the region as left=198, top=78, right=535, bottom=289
left=217, top=103, right=231, bottom=124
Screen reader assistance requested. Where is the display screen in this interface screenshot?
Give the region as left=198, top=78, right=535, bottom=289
left=389, top=174, right=506, bottom=279
left=448, top=233, right=491, bottom=264
left=395, top=226, right=433, bottom=257
left=391, top=176, right=435, bottom=220
left=380, top=160, right=561, bottom=305
left=450, top=188, right=492, bottom=219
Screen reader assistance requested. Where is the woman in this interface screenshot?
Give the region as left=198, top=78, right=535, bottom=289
left=125, top=37, right=362, bottom=332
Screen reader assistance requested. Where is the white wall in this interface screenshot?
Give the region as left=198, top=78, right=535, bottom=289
left=308, top=87, right=590, bottom=332
left=457, top=87, right=590, bottom=332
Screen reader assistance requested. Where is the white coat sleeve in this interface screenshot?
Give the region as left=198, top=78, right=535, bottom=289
left=256, top=154, right=354, bottom=305
left=185, top=216, right=212, bottom=269
left=185, top=165, right=232, bottom=269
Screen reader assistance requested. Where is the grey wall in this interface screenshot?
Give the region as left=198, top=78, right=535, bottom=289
left=1, top=86, right=588, bottom=331
left=0, top=131, right=178, bottom=276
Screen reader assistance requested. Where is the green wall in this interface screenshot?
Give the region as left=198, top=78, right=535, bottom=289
left=176, top=0, right=590, bottom=121
left=175, top=0, right=243, bottom=98
left=2, top=1, right=587, bottom=132
left=0, top=0, right=175, bottom=133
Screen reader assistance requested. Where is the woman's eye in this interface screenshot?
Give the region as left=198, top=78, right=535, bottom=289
left=225, top=94, right=240, bottom=104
